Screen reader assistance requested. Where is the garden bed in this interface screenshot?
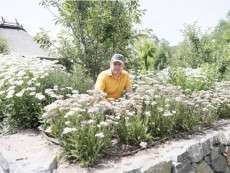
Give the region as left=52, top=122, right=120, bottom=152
left=52, top=119, right=230, bottom=173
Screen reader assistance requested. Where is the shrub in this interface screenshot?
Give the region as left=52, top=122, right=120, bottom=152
left=50, top=110, right=112, bottom=166
left=168, top=68, right=215, bottom=93
left=116, top=112, right=152, bottom=145
left=0, top=37, right=9, bottom=54
left=0, top=69, right=79, bottom=131
left=39, top=65, right=93, bottom=93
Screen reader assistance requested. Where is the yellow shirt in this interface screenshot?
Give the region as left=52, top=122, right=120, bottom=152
left=95, top=69, right=132, bottom=99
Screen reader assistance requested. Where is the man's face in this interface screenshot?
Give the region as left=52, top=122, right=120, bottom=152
left=111, top=61, right=123, bottom=75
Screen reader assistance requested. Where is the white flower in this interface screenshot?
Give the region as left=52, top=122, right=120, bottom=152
left=53, top=85, right=58, bottom=91
left=99, top=121, right=109, bottom=127
left=151, top=101, right=157, bottom=106
left=6, top=89, right=15, bottom=98
left=95, top=132, right=104, bottom=139
left=157, top=107, right=164, bottom=112
left=29, top=92, right=36, bottom=96
left=72, top=90, right=79, bottom=94
left=64, top=110, right=75, bottom=118
left=15, top=90, right=24, bottom=97
left=35, top=93, right=45, bottom=100
left=139, top=141, right=147, bottom=148
left=14, top=80, right=23, bottom=86
left=127, top=111, right=135, bottom=116
left=163, top=111, right=173, bottom=117
left=26, top=87, right=36, bottom=91
left=65, top=121, right=71, bottom=126
left=145, top=111, right=151, bottom=117
left=66, top=87, right=73, bottom=90
left=62, top=127, right=77, bottom=135
left=45, top=126, right=52, bottom=133
left=35, top=83, right=41, bottom=87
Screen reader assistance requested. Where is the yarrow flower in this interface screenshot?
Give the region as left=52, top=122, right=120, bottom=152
left=62, top=127, right=77, bottom=135
left=35, top=93, right=45, bottom=100
left=95, top=132, right=104, bottom=139
left=139, top=141, right=147, bottom=148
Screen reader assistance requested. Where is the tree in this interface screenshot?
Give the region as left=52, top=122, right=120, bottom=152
left=154, top=39, right=171, bottom=70
left=40, top=0, right=143, bottom=81
left=33, top=28, right=52, bottom=49
left=170, top=23, right=215, bottom=68
left=135, top=37, right=156, bottom=71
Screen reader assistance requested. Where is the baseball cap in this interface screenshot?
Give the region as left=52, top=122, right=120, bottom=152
left=111, top=54, right=124, bottom=64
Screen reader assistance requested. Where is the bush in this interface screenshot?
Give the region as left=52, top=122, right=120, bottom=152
left=39, top=65, right=93, bottom=93
left=0, top=68, right=84, bottom=132
left=168, top=68, right=215, bottom=93
left=50, top=110, right=112, bottom=166
left=0, top=38, right=9, bottom=54
left=116, top=112, right=152, bottom=145
left=43, top=90, right=218, bottom=166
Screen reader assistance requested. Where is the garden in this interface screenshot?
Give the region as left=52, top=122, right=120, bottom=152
left=1, top=0, right=230, bottom=169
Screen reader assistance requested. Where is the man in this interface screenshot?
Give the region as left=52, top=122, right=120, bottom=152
left=95, top=54, right=132, bottom=99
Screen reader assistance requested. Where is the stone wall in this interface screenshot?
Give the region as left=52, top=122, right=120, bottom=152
left=172, top=133, right=230, bottom=173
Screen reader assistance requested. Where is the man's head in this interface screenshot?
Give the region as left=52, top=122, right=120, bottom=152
left=110, top=54, right=124, bottom=75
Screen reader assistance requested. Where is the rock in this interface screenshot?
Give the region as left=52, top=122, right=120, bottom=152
left=177, top=151, right=189, bottom=163
left=212, top=133, right=228, bottom=145
left=225, top=146, right=230, bottom=165
left=0, top=130, right=60, bottom=173
left=187, top=143, right=204, bottom=162
left=196, top=161, right=214, bottom=173
left=0, top=153, right=9, bottom=173
left=143, top=161, right=172, bottom=173
left=202, top=140, right=211, bottom=156
left=0, top=167, right=5, bottom=173
left=172, top=160, right=195, bottom=173
left=210, top=147, right=220, bottom=161
left=211, top=155, right=228, bottom=173
left=204, top=156, right=211, bottom=165
left=220, top=143, right=227, bottom=154
left=225, top=167, right=230, bottom=173
left=124, top=168, right=141, bottom=173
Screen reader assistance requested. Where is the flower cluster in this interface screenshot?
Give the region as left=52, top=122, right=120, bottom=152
left=0, top=54, right=71, bottom=130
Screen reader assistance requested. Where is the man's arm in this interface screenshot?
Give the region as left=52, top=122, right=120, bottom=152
left=125, top=74, right=132, bottom=93
left=95, top=72, right=105, bottom=91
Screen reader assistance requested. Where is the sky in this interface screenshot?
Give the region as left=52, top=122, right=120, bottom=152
left=0, top=0, right=230, bottom=46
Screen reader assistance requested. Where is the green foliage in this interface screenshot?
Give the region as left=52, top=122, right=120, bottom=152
left=0, top=37, right=9, bottom=54
left=0, top=72, right=44, bottom=130
left=0, top=67, right=92, bottom=132
left=40, top=0, right=143, bottom=80
left=61, top=124, right=111, bottom=166
left=39, top=66, right=93, bottom=93
left=4, top=92, right=42, bottom=130
left=33, top=28, right=52, bottom=49
left=134, top=30, right=171, bottom=71
left=135, top=36, right=156, bottom=71
left=116, top=113, right=152, bottom=145
left=168, top=68, right=215, bottom=93
left=51, top=111, right=112, bottom=167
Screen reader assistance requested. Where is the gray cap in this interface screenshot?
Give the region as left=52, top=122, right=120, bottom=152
left=111, top=54, right=124, bottom=64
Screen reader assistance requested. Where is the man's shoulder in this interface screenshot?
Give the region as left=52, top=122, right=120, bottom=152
left=98, top=69, right=111, bottom=78
left=121, top=70, right=129, bottom=77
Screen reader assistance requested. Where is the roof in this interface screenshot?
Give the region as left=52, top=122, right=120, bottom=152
left=0, top=17, right=53, bottom=58
left=0, top=17, right=25, bottom=31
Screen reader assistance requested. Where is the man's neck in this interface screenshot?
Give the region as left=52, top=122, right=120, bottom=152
left=111, top=70, right=121, bottom=79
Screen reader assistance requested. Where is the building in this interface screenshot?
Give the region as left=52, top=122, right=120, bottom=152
left=0, top=17, right=51, bottom=58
